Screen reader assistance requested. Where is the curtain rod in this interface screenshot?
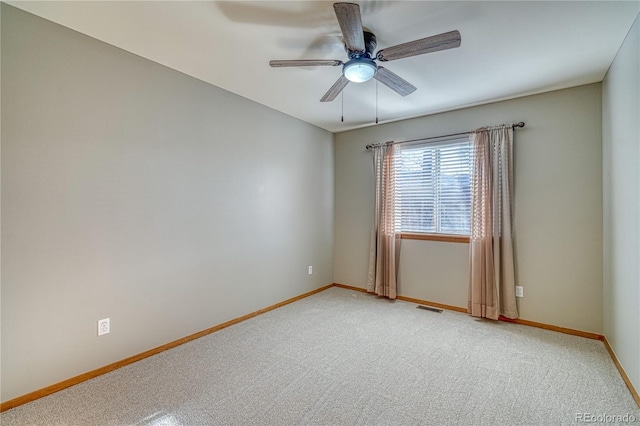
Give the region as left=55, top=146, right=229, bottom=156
left=365, top=122, right=525, bottom=150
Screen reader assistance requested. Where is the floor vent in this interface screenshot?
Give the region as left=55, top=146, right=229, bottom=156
left=416, top=305, right=443, bottom=313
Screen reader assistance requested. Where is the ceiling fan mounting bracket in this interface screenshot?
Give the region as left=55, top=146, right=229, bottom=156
left=375, top=52, right=388, bottom=62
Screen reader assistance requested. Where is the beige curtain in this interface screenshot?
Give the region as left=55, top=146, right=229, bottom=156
left=367, top=143, right=400, bottom=299
left=468, top=126, right=518, bottom=320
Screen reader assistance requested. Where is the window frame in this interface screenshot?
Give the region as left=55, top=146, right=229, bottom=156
left=400, top=232, right=470, bottom=243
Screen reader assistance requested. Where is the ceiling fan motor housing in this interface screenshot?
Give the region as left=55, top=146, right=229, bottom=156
left=345, top=31, right=377, bottom=58
left=364, top=31, right=377, bottom=56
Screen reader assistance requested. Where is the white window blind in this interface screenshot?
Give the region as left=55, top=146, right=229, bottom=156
left=395, top=136, right=472, bottom=235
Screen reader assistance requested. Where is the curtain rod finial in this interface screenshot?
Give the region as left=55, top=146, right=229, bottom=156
left=515, top=122, right=525, bottom=128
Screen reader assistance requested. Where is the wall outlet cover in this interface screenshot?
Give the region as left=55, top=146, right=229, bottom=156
left=98, top=318, right=110, bottom=336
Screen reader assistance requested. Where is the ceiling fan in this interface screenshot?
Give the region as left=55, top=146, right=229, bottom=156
left=269, top=2, right=461, bottom=102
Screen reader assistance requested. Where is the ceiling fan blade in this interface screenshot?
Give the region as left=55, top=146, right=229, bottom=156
left=374, top=67, right=416, bottom=97
left=376, top=30, right=461, bottom=62
left=270, top=59, right=343, bottom=67
left=333, top=3, right=365, bottom=53
left=320, top=75, right=350, bottom=102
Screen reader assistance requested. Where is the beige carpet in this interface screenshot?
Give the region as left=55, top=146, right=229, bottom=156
left=2, top=287, right=638, bottom=425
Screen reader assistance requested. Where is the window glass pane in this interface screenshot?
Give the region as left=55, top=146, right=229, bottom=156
left=395, top=137, right=471, bottom=235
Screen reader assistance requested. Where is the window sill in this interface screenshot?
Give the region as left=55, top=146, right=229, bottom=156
left=400, top=233, right=470, bottom=243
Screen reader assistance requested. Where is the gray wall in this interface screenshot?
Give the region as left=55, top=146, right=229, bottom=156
left=603, top=13, right=640, bottom=395
left=335, top=84, right=603, bottom=334
left=1, top=5, right=334, bottom=402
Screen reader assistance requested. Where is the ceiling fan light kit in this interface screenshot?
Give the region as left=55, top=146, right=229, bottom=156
left=270, top=2, right=461, bottom=105
left=343, top=58, right=377, bottom=83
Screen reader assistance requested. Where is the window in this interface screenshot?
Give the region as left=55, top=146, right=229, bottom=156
left=395, top=136, right=471, bottom=235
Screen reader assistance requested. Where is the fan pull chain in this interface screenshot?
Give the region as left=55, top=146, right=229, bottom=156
left=375, top=79, right=379, bottom=124
left=341, top=91, right=344, bottom=122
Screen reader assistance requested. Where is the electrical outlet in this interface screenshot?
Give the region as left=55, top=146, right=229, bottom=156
left=515, top=286, right=524, bottom=298
left=308, top=266, right=313, bottom=275
left=98, top=318, right=110, bottom=336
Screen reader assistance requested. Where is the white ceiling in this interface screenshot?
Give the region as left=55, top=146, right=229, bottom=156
left=7, top=1, right=640, bottom=133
